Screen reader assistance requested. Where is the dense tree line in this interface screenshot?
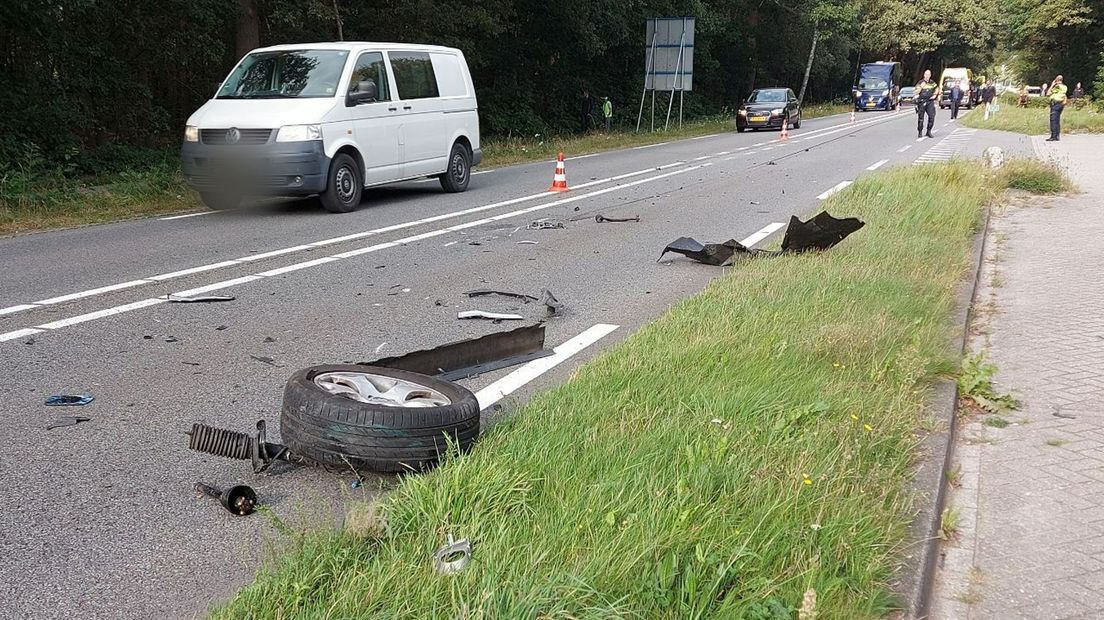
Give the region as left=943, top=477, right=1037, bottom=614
left=4, top=0, right=1078, bottom=176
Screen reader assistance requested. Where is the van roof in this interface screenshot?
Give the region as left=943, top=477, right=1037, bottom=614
left=251, top=42, right=461, bottom=54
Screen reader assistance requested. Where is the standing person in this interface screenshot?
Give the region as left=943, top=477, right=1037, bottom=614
left=1047, top=74, right=1068, bottom=142
left=601, top=96, right=613, bottom=132
left=982, top=80, right=996, bottom=119
left=950, top=79, right=963, bottom=120
left=1018, top=85, right=1029, bottom=108
left=1072, top=82, right=1085, bottom=99
left=914, top=70, right=940, bottom=138
left=579, top=90, right=593, bottom=134
left=1042, top=82, right=1049, bottom=97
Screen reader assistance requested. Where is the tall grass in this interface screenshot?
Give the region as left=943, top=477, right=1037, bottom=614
left=960, top=96, right=1104, bottom=135
left=214, top=161, right=1064, bottom=619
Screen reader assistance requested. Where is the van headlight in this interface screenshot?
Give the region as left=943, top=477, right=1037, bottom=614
left=184, top=126, right=199, bottom=142
left=738, top=109, right=747, bottom=116
left=882, top=89, right=889, bottom=97
left=771, top=109, right=783, bottom=116
left=276, top=124, right=323, bottom=142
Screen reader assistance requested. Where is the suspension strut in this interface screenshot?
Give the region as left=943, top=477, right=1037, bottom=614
left=185, top=419, right=296, bottom=473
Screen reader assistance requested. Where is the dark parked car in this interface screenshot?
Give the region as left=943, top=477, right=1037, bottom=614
left=899, top=86, right=916, bottom=103
left=737, top=88, right=801, bottom=132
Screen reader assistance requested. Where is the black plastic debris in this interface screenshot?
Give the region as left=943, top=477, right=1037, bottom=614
left=47, top=416, right=90, bottom=430
left=594, top=214, right=640, bottom=223
left=781, top=211, right=865, bottom=252
left=369, top=323, right=553, bottom=381
left=458, top=310, right=524, bottom=322
left=466, top=289, right=539, bottom=304
left=195, top=482, right=258, bottom=516
left=250, top=355, right=282, bottom=367
left=527, top=220, right=566, bottom=230
left=658, top=237, right=754, bottom=266
left=45, top=394, right=94, bottom=406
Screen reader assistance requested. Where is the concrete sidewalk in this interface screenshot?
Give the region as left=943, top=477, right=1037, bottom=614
left=931, top=134, right=1104, bottom=619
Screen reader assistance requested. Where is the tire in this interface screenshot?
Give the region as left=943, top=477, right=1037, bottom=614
left=319, top=153, right=362, bottom=214
left=439, top=142, right=471, bottom=193
left=793, top=114, right=802, bottom=129
left=280, top=365, right=480, bottom=473
left=199, top=193, right=239, bottom=211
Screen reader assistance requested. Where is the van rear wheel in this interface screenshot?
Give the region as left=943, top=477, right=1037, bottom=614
left=320, top=153, right=362, bottom=213
left=439, top=142, right=471, bottom=193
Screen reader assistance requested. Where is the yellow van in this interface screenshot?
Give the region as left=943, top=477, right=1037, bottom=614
left=939, top=68, right=976, bottom=109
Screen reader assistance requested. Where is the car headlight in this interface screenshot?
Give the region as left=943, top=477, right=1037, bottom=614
left=184, top=126, right=199, bottom=142
left=738, top=109, right=747, bottom=116
left=276, top=124, right=323, bottom=142
left=882, top=89, right=889, bottom=97
left=771, top=109, right=783, bottom=116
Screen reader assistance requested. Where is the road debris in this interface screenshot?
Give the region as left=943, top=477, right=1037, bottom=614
left=368, top=323, right=552, bottom=381
left=187, top=419, right=292, bottom=474
left=780, top=211, right=865, bottom=252
left=541, top=289, right=564, bottom=314
left=47, top=416, right=90, bottom=430
left=45, top=394, right=94, bottom=406
left=527, top=220, right=566, bottom=230
left=434, top=536, right=472, bottom=574
left=195, top=482, right=258, bottom=516
left=594, top=214, right=640, bottom=223
left=466, top=289, right=539, bottom=304
left=250, top=355, right=282, bottom=367
left=374, top=342, right=388, bottom=354
left=458, top=310, right=525, bottom=322
left=516, top=240, right=538, bottom=245
left=263, top=336, right=276, bottom=343
left=167, top=294, right=235, bottom=303
left=659, top=237, right=754, bottom=266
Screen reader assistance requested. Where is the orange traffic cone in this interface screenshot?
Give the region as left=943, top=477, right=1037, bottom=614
left=548, top=152, right=569, bottom=192
left=779, top=121, right=790, bottom=140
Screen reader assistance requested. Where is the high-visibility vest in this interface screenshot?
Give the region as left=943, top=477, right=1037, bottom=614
left=603, top=100, right=613, bottom=117
left=1050, top=83, right=1068, bottom=103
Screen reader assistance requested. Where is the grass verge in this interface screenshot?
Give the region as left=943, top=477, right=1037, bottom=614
left=959, top=100, right=1104, bottom=135
left=214, top=160, right=1068, bottom=618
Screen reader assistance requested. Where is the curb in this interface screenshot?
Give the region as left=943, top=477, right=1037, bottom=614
left=896, top=202, right=993, bottom=619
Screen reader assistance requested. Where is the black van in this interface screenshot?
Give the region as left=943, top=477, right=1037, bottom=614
left=853, top=62, right=902, bottom=111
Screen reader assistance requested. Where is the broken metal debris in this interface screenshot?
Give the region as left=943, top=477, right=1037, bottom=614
left=368, top=323, right=552, bottom=381
left=594, top=214, right=640, bottom=223
left=195, top=482, right=258, bottom=516
left=465, top=289, right=539, bottom=304
left=45, top=394, right=94, bottom=406
left=167, top=294, right=235, bottom=303
left=458, top=310, right=525, bottom=322
left=780, top=211, right=865, bottom=253
left=659, top=237, right=754, bottom=266
left=250, top=355, right=282, bottom=367
left=434, top=536, right=472, bottom=574
left=47, top=416, right=91, bottom=430
left=527, top=220, right=566, bottom=230
left=186, top=420, right=294, bottom=474
left=540, top=289, right=563, bottom=314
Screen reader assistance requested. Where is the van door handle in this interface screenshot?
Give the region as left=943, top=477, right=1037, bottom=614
left=403, top=105, right=413, bottom=110
left=388, top=106, right=398, bottom=112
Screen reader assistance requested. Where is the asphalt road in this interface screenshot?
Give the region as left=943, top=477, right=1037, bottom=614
left=0, top=108, right=1032, bottom=619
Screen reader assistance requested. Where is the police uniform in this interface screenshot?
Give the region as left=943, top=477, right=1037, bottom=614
left=1048, top=82, right=1068, bottom=141
left=915, top=78, right=939, bottom=137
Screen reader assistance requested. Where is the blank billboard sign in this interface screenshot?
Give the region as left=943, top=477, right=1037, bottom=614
left=644, top=17, right=695, bottom=92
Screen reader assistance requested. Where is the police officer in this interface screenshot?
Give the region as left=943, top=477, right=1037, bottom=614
left=1046, top=74, right=1068, bottom=142
left=914, top=70, right=940, bottom=138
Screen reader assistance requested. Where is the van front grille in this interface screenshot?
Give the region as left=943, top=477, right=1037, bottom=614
left=200, top=128, right=273, bottom=145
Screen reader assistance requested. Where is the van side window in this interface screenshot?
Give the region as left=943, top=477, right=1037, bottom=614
left=430, top=53, right=468, bottom=97
left=390, top=52, right=439, bottom=100
left=350, top=52, right=390, bottom=101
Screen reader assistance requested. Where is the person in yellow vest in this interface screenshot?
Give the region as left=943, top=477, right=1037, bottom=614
left=601, top=96, right=613, bottom=132
left=1046, top=74, right=1068, bottom=142
left=914, top=70, right=941, bottom=138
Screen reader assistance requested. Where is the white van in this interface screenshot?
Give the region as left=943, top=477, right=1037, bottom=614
left=181, top=42, right=481, bottom=213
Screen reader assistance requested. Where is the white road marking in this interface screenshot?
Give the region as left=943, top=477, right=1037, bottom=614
left=632, top=142, right=670, bottom=150
left=693, top=155, right=711, bottom=161
left=817, top=181, right=853, bottom=200
left=34, top=280, right=152, bottom=306
left=866, top=159, right=889, bottom=171
left=0, top=304, right=39, bottom=316
left=148, top=260, right=244, bottom=281
left=898, top=145, right=912, bottom=152
left=690, top=134, right=721, bottom=140
left=753, top=142, right=766, bottom=147
left=567, top=153, right=601, bottom=161
left=0, top=328, right=43, bottom=342
left=740, top=222, right=786, bottom=247
left=170, top=275, right=265, bottom=298
left=915, top=137, right=925, bottom=142
left=35, top=298, right=167, bottom=330
left=255, top=257, right=340, bottom=278
left=474, top=323, right=619, bottom=410
left=159, top=212, right=214, bottom=221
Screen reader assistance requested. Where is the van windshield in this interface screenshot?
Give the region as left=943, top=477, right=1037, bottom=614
left=217, top=50, right=350, bottom=99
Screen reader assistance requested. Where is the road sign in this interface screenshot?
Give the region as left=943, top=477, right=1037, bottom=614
left=644, top=17, right=694, bottom=92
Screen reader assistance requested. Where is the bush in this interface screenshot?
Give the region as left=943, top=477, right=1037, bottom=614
left=1000, top=159, right=1070, bottom=194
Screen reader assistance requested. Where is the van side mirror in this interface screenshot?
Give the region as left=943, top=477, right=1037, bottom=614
left=346, top=81, right=378, bottom=106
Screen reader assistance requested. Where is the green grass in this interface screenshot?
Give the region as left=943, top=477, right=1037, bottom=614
left=999, top=159, right=1073, bottom=194
left=958, top=353, right=1020, bottom=414
left=212, top=160, right=1066, bottom=619
left=959, top=97, right=1104, bottom=135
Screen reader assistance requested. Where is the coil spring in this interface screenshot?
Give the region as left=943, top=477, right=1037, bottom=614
left=187, top=423, right=254, bottom=461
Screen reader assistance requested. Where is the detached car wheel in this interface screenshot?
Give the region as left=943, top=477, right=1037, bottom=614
left=319, top=153, right=363, bottom=213
left=281, top=365, right=480, bottom=473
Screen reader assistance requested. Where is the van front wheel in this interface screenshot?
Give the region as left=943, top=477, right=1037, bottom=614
left=439, top=143, right=471, bottom=193
left=320, top=153, right=362, bottom=213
